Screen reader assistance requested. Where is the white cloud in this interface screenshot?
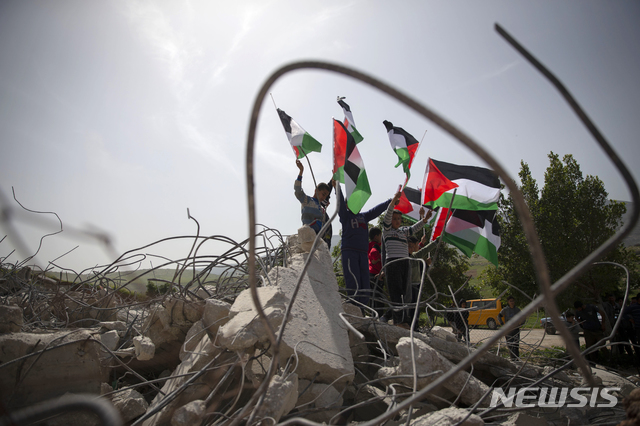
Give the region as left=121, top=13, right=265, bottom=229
left=444, top=59, right=521, bottom=94
left=123, top=1, right=238, bottom=168
left=178, top=118, right=240, bottom=176
left=82, top=131, right=146, bottom=180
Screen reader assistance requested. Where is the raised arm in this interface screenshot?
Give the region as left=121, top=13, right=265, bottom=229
left=294, top=160, right=307, bottom=203
left=335, top=181, right=349, bottom=218
left=409, top=207, right=433, bottom=235
left=383, top=191, right=401, bottom=230
left=363, top=198, right=392, bottom=223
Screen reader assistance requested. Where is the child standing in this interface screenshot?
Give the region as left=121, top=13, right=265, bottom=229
left=382, top=190, right=432, bottom=329
left=294, top=160, right=331, bottom=245
left=336, top=185, right=390, bottom=306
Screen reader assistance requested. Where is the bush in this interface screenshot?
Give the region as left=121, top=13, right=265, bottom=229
left=146, top=280, right=175, bottom=296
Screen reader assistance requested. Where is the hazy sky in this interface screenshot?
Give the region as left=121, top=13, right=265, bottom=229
left=1, top=1, right=639, bottom=272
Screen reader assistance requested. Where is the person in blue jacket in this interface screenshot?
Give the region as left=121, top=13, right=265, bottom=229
left=334, top=181, right=391, bottom=306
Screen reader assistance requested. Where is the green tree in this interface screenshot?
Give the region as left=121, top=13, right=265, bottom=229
left=484, top=152, right=638, bottom=309
left=331, top=230, right=346, bottom=289
left=426, top=243, right=480, bottom=303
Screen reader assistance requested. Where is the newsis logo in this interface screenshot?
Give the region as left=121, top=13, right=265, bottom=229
left=490, top=387, right=620, bottom=408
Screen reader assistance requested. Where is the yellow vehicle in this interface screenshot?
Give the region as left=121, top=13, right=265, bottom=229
left=467, top=298, right=502, bottom=330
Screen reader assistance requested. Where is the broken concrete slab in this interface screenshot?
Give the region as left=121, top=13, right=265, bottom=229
left=143, top=298, right=205, bottom=349
left=348, top=384, right=394, bottom=421
left=195, top=285, right=217, bottom=300
left=501, top=412, right=547, bottom=426
left=357, top=321, right=533, bottom=381
left=265, top=240, right=354, bottom=387
left=0, top=305, right=23, bottom=333
left=99, top=321, right=128, bottom=333
left=201, top=298, right=231, bottom=341
left=591, top=365, right=637, bottom=394
left=112, top=388, right=149, bottom=422
left=297, top=380, right=344, bottom=423
left=254, top=373, right=299, bottom=423
left=171, top=400, right=206, bottom=426
left=541, top=365, right=574, bottom=386
left=430, top=325, right=458, bottom=343
left=342, top=303, right=370, bottom=372
left=297, top=225, right=317, bottom=252
left=134, top=336, right=155, bottom=361
left=0, top=330, right=109, bottom=409
left=217, top=286, right=287, bottom=351
left=378, top=337, right=491, bottom=408
left=63, top=290, right=118, bottom=327
left=180, top=320, right=205, bottom=361
left=411, top=407, right=484, bottom=425
left=142, top=333, right=232, bottom=426
left=99, top=329, right=120, bottom=352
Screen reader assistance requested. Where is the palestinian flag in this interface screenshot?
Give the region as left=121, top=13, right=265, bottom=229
left=334, top=119, right=371, bottom=214
left=421, top=158, right=501, bottom=210
left=395, top=187, right=425, bottom=223
left=383, top=120, right=420, bottom=182
left=439, top=209, right=501, bottom=266
left=430, top=207, right=452, bottom=241
left=333, top=117, right=347, bottom=182
left=277, top=108, right=322, bottom=159
left=338, top=99, right=363, bottom=144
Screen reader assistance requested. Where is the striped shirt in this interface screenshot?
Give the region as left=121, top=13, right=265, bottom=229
left=382, top=202, right=425, bottom=260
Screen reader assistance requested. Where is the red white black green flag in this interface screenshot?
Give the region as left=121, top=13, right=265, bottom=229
left=395, top=187, right=425, bottom=223
left=431, top=208, right=501, bottom=266
left=338, top=98, right=363, bottom=144
left=277, top=108, right=322, bottom=159
left=333, top=119, right=371, bottom=214
left=383, top=120, right=420, bottom=185
left=421, top=158, right=501, bottom=210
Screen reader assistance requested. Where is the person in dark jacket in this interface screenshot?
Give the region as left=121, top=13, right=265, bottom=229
left=498, top=296, right=524, bottom=360
left=574, top=300, right=607, bottom=362
left=453, top=299, right=470, bottom=342
left=335, top=183, right=391, bottom=306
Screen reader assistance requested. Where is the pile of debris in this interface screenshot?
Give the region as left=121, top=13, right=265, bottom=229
left=0, top=227, right=636, bottom=425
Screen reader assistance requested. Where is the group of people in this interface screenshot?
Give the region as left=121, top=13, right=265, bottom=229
left=293, top=160, right=435, bottom=330
left=572, top=294, right=640, bottom=364
left=498, top=295, right=640, bottom=364
left=293, top=162, right=640, bottom=364
left=541, top=295, right=640, bottom=365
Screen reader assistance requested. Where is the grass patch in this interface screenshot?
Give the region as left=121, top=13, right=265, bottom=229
left=465, top=255, right=495, bottom=298
left=524, top=312, right=543, bottom=329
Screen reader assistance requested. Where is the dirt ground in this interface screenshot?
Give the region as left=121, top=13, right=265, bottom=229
left=467, top=327, right=573, bottom=350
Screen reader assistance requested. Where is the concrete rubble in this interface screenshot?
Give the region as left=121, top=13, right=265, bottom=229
left=111, top=388, right=150, bottom=422
left=378, top=337, right=491, bottom=408
left=0, top=228, right=632, bottom=425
